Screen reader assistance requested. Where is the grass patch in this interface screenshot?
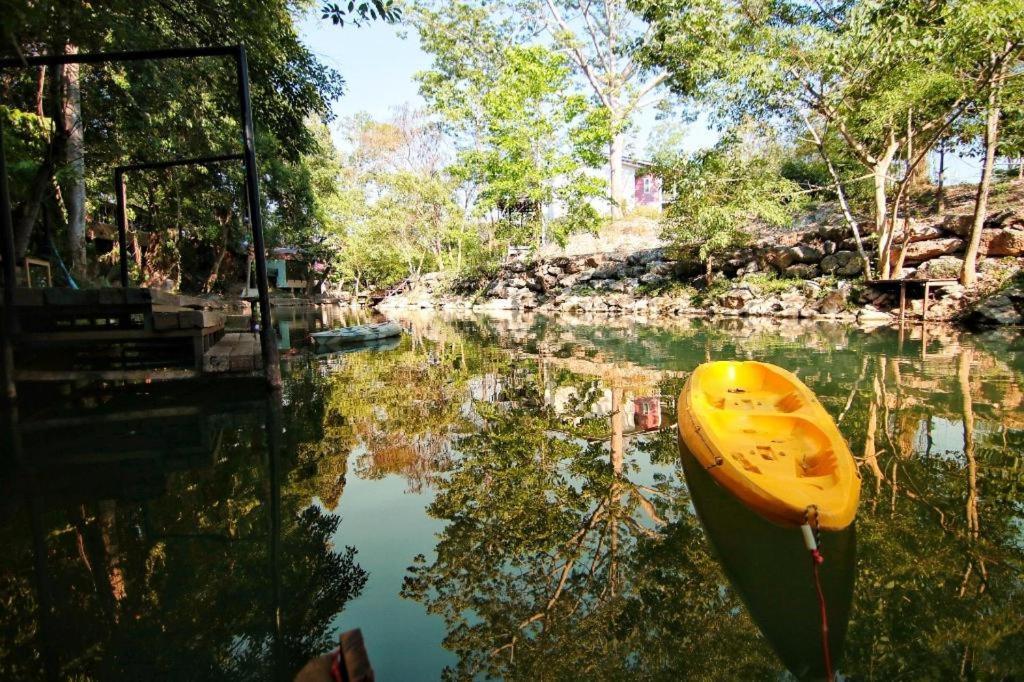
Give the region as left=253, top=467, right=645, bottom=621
left=740, top=272, right=802, bottom=296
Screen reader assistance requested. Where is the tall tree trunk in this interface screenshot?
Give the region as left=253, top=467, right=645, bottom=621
left=609, top=132, right=626, bottom=218
left=62, top=44, right=87, bottom=278
left=874, top=137, right=900, bottom=278
left=908, top=146, right=931, bottom=191
left=962, top=62, right=1004, bottom=287
left=203, top=209, right=233, bottom=293
left=13, top=64, right=67, bottom=259
left=937, top=140, right=947, bottom=214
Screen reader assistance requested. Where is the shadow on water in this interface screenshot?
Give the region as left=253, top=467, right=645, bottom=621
left=0, top=381, right=366, bottom=681
left=679, top=444, right=856, bottom=680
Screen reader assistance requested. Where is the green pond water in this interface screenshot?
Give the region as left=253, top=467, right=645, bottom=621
left=2, top=311, right=1023, bottom=680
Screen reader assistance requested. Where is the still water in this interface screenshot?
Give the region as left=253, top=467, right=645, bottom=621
left=1, top=310, right=1022, bottom=680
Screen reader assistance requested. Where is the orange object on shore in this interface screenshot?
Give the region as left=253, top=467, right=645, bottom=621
left=678, top=361, right=860, bottom=530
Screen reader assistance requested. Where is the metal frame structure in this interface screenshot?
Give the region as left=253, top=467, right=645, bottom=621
left=0, top=46, right=282, bottom=397
left=114, top=153, right=245, bottom=288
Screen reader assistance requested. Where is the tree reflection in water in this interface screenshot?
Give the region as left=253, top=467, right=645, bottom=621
left=1, top=314, right=1023, bottom=680
left=392, top=315, right=1024, bottom=680
left=0, top=387, right=367, bottom=681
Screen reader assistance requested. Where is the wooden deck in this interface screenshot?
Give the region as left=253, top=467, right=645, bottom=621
left=868, top=278, right=960, bottom=322
left=203, top=332, right=263, bottom=374
left=2, top=286, right=238, bottom=383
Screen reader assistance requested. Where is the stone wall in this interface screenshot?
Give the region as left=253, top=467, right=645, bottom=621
left=378, top=206, right=1024, bottom=325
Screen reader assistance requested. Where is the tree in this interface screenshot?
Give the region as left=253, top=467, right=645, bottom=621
left=655, top=133, right=804, bottom=282
left=1, top=0, right=396, bottom=286
left=636, top=0, right=980, bottom=279
left=955, top=1, right=1024, bottom=285
left=416, top=5, right=604, bottom=250
left=518, top=0, right=669, bottom=216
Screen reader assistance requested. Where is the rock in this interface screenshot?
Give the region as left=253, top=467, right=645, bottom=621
left=720, top=287, right=754, bottom=309
left=481, top=298, right=516, bottom=310
left=577, top=268, right=594, bottom=282
left=526, top=274, right=551, bottom=293
left=558, top=273, right=580, bottom=288
left=969, top=286, right=1024, bottom=325
left=857, top=305, right=893, bottom=322
left=913, top=255, right=963, bottom=280
left=765, top=247, right=797, bottom=271
left=791, top=244, right=824, bottom=263
left=822, top=240, right=838, bottom=256
left=801, top=280, right=822, bottom=298
left=817, top=224, right=848, bottom=242
left=646, top=260, right=674, bottom=276
left=562, top=259, right=582, bottom=274
left=508, top=275, right=528, bottom=288
left=819, top=250, right=864, bottom=277
left=673, top=260, right=704, bottom=278
left=626, top=265, right=647, bottom=278
left=979, top=228, right=1024, bottom=257
left=639, top=272, right=666, bottom=286
left=943, top=214, right=974, bottom=237
left=592, top=263, right=623, bottom=279
left=902, top=237, right=964, bottom=264
left=817, top=289, right=848, bottom=314
left=605, top=293, right=632, bottom=309
left=786, top=263, right=821, bottom=279
left=903, top=224, right=947, bottom=243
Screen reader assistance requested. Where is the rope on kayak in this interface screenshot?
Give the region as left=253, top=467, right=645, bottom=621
left=802, top=508, right=834, bottom=681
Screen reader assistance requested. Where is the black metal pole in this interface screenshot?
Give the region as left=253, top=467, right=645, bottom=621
left=234, top=46, right=281, bottom=389
left=114, top=169, right=129, bottom=288
left=265, top=395, right=284, bottom=680
left=0, top=119, right=18, bottom=402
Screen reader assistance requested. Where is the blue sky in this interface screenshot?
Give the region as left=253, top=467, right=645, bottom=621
left=297, top=11, right=984, bottom=183
left=296, top=10, right=716, bottom=158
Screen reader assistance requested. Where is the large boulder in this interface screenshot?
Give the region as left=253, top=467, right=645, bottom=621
left=979, top=228, right=1024, bottom=257
left=591, top=262, right=623, bottom=279
left=791, top=244, right=824, bottom=263
left=912, top=255, right=963, bottom=279
left=719, top=287, right=755, bottom=309
left=820, top=250, right=859, bottom=275
left=786, top=263, right=821, bottom=279
left=903, top=224, right=947, bottom=243
left=968, top=284, right=1024, bottom=326
left=817, top=288, right=849, bottom=314
left=902, top=237, right=964, bottom=264
left=639, top=272, right=666, bottom=286
left=764, top=247, right=797, bottom=271
left=857, top=305, right=893, bottom=322
left=942, top=214, right=974, bottom=237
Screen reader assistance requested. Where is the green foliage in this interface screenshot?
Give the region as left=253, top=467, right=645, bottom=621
left=321, top=0, right=402, bottom=26
left=417, top=9, right=606, bottom=248
left=657, top=133, right=805, bottom=278
left=740, top=272, right=802, bottom=296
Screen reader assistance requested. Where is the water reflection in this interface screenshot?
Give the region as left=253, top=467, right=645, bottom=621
left=0, top=384, right=367, bottom=680
left=2, top=313, right=1023, bottom=680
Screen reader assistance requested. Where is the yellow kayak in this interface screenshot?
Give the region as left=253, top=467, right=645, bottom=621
left=678, top=361, right=860, bottom=531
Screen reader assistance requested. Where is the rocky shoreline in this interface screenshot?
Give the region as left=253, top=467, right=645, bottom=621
left=378, top=206, right=1024, bottom=327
